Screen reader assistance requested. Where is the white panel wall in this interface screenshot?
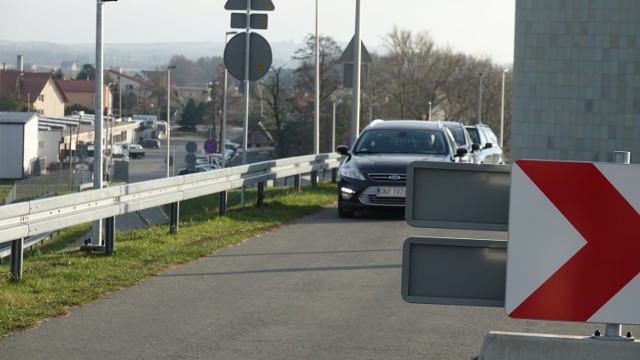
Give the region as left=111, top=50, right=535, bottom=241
left=0, top=124, right=25, bottom=179
left=512, top=0, right=640, bottom=163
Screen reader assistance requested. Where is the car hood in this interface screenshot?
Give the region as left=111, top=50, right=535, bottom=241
left=347, top=153, right=451, bottom=173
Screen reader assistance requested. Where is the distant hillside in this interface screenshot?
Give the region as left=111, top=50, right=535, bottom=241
left=0, top=40, right=306, bottom=72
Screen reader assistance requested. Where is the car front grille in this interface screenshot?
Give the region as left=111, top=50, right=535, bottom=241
left=359, top=187, right=406, bottom=207
left=368, top=173, right=406, bottom=182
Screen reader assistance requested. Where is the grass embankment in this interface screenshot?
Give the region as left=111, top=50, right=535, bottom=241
left=0, top=183, right=337, bottom=336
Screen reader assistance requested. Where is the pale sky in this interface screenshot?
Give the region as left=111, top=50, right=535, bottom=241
left=2, top=0, right=515, bottom=64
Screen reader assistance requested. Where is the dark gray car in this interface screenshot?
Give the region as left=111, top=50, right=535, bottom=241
left=336, top=120, right=468, bottom=218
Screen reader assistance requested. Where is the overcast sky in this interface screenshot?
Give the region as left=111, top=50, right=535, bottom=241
left=2, top=0, right=515, bottom=64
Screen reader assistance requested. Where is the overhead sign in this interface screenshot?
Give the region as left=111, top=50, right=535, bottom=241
left=224, top=32, right=272, bottom=82
left=402, top=237, right=507, bottom=307
left=506, top=160, right=640, bottom=324
left=225, top=0, right=275, bottom=11
left=405, top=162, right=511, bottom=231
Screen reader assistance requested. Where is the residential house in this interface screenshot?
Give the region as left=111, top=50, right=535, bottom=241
left=58, top=79, right=113, bottom=115
left=249, top=122, right=274, bottom=148
left=106, top=69, right=151, bottom=96
left=0, top=70, right=68, bottom=117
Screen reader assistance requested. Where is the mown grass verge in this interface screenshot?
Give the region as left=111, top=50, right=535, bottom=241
left=0, top=182, right=337, bottom=336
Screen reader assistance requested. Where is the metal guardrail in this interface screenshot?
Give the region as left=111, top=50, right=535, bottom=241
left=0, top=153, right=341, bottom=245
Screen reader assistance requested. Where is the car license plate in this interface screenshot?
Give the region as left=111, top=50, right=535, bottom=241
left=376, top=186, right=406, bottom=198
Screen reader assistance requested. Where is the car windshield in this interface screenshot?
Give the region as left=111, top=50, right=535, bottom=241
left=466, top=128, right=480, bottom=144
left=353, top=129, right=448, bottom=155
left=446, top=126, right=466, bottom=146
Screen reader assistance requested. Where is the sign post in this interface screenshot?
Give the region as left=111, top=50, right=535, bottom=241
left=224, top=0, right=274, bottom=166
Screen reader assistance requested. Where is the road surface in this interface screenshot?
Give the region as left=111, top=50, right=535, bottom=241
left=3, top=206, right=638, bottom=359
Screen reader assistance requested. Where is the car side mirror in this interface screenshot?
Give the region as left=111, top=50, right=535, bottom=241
left=471, top=143, right=480, bottom=151
left=456, top=148, right=469, bottom=157
left=336, top=145, right=350, bottom=156
left=484, top=142, right=494, bottom=149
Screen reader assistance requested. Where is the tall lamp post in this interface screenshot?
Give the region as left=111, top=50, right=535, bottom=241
left=313, top=0, right=320, bottom=155
left=166, top=65, right=176, bottom=178
left=92, top=0, right=117, bottom=246
left=222, top=31, right=237, bottom=169
left=478, top=72, right=484, bottom=125
left=350, top=0, right=362, bottom=148
left=332, top=95, right=340, bottom=151
left=500, top=68, right=508, bottom=148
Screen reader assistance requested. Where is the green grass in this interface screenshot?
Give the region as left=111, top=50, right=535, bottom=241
left=0, top=183, right=337, bottom=336
left=0, top=188, right=10, bottom=204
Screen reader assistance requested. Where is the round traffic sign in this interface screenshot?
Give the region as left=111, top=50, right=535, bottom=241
left=204, top=139, right=217, bottom=154
left=185, top=153, right=197, bottom=166
left=224, top=32, right=272, bottom=82
left=185, top=141, right=198, bottom=153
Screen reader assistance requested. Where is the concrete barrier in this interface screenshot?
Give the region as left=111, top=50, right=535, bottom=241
left=476, top=331, right=640, bottom=360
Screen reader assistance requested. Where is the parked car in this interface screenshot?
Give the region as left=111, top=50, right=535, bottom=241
left=178, top=164, right=220, bottom=175
left=119, top=143, right=146, bottom=159
left=196, top=154, right=223, bottom=167
left=139, top=138, right=161, bottom=149
left=111, top=153, right=129, bottom=162
left=442, top=121, right=474, bottom=163
left=336, top=120, right=468, bottom=218
left=464, top=124, right=504, bottom=164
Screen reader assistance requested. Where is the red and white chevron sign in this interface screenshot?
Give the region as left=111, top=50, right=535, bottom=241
left=506, top=160, right=640, bottom=324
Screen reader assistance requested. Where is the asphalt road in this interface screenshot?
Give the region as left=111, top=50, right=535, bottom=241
left=3, top=205, right=639, bottom=359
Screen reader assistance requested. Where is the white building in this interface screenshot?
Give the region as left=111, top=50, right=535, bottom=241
left=0, top=112, right=39, bottom=179
left=511, top=0, right=640, bottom=163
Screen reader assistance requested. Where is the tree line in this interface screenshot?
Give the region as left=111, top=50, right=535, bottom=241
left=247, top=27, right=512, bottom=159
left=0, top=27, right=512, bottom=159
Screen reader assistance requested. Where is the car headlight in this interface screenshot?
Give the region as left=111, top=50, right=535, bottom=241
left=339, top=162, right=365, bottom=180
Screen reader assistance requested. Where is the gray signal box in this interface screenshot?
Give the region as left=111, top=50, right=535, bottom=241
left=401, top=237, right=507, bottom=307
left=405, top=162, right=511, bottom=231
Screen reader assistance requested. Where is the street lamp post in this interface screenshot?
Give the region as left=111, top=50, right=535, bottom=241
left=332, top=96, right=339, bottom=151
left=478, top=72, right=484, bottom=124
left=428, top=101, right=432, bottom=121
left=92, top=0, right=117, bottom=246
left=350, top=0, right=362, bottom=148
left=500, top=68, right=508, bottom=148
left=166, top=65, right=176, bottom=178
left=314, top=0, right=320, bottom=155
left=222, top=31, right=238, bottom=169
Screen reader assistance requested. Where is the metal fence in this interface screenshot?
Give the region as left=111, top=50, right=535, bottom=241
left=0, top=153, right=343, bottom=279
left=3, top=169, right=86, bottom=205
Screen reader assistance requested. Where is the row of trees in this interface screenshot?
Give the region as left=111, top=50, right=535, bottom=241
left=1, top=27, right=512, bottom=160
left=150, top=27, right=512, bottom=160
left=245, top=27, right=513, bottom=159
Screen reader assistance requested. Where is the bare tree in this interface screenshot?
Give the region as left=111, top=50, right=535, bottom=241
left=377, top=27, right=453, bottom=120
left=291, top=34, right=344, bottom=154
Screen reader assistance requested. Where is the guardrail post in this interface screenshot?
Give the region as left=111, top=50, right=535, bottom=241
left=10, top=238, right=24, bottom=281
left=170, top=202, right=179, bottom=233
left=104, top=216, right=115, bottom=255
left=219, top=191, right=227, bottom=216
left=331, top=168, right=338, bottom=183
left=311, top=170, right=318, bottom=187
left=256, top=182, right=265, bottom=207
left=294, top=174, right=301, bottom=191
